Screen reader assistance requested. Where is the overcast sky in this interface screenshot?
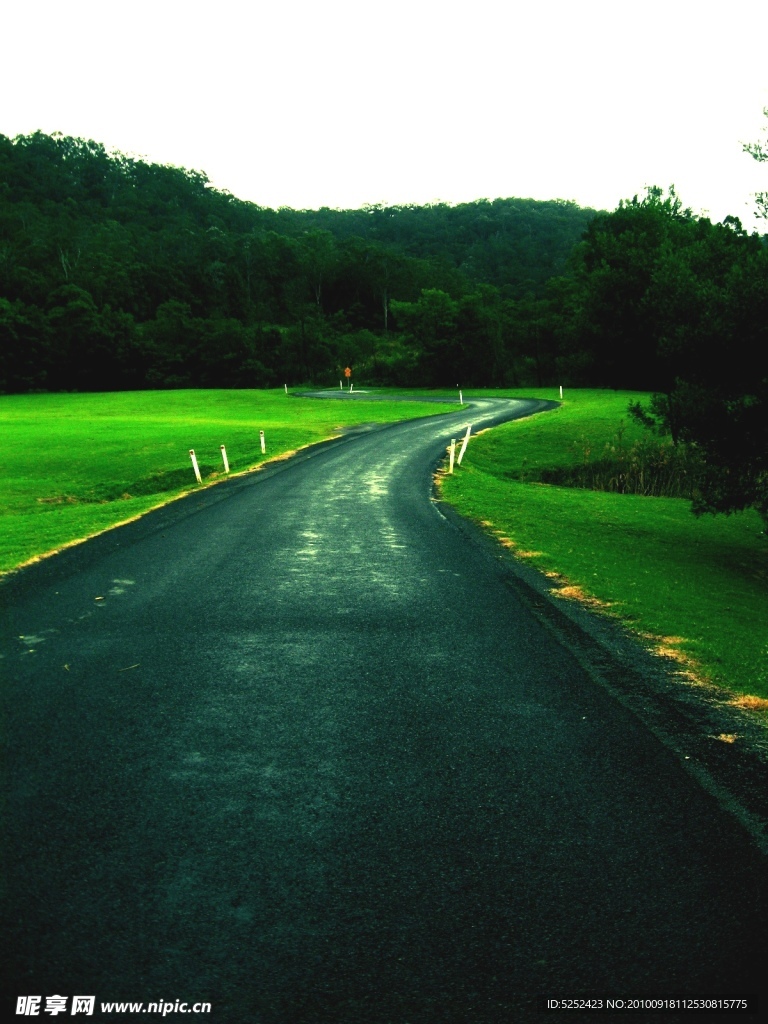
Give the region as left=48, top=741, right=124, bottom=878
left=3, top=0, right=767, bottom=227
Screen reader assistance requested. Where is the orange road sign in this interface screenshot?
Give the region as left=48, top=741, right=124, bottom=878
left=344, top=367, right=352, bottom=378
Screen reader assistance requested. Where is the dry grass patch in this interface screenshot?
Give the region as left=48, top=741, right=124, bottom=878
left=552, top=584, right=613, bottom=611
left=728, top=694, right=768, bottom=713
left=636, top=633, right=715, bottom=687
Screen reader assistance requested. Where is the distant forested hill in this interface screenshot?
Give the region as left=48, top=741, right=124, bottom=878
left=273, top=199, right=596, bottom=297
left=0, top=132, right=596, bottom=391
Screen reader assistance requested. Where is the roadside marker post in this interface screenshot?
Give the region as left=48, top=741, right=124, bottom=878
left=220, top=445, right=230, bottom=473
left=260, top=430, right=266, bottom=454
left=459, top=390, right=463, bottom=405
left=285, top=384, right=288, bottom=394
left=449, top=439, right=456, bottom=474
left=457, top=425, right=471, bottom=465
left=189, top=449, right=202, bottom=484
left=560, top=385, right=563, bottom=399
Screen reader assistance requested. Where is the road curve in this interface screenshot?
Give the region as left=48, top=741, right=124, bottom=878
left=1, top=395, right=765, bottom=1023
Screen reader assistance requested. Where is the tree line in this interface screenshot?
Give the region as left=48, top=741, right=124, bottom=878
left=0, top=131, right=593, bottom=392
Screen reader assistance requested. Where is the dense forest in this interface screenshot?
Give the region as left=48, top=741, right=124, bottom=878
left=1, top=129, right=767, bottom=519
left=0, top=131, right=595, bottom=392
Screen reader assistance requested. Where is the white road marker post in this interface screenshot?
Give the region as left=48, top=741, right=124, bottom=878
left=285, top=383, right=288, bottom=394
left=260, top=430, right=266, bottom=454
left=457, top=425, right=471, bottom=465
left=449, top=439, right=456, bottom=475
left=340, top=380, right=343, bottom=390
left=560, top=385, right=563, bottom=399
left=459, top=389, right=463, bottom=405
left=220, top=445, right=230, bottom=473
left=189, top=449, right=202, bottom=484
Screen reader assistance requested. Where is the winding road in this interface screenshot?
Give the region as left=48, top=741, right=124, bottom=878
left=2, top=394, right=765, bottom=1022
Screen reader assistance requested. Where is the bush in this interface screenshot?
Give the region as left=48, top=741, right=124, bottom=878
left=538, top=424, right=705, bottom=499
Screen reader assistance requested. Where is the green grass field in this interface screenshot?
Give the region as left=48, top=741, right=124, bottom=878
left=0, top=388, right=459, bottom=574
left=441, top=389, right=768, bottom=707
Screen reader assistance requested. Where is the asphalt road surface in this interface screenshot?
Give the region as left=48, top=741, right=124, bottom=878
left=2, top=394, right=766, bottom=1023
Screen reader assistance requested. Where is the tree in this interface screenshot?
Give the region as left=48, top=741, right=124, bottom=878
left=453, top=287, right=507, bottom=387
left=570, top=187, right=697, bottom=390
left=296, top=229, right=337, bottom=311
left=390, top=289, right=459, bottom=386
left=743, top=106, right=768, bottom=220
left=0, top=297, right=50, bottom=391
left=620, top=197, right=768, bottom=522
left=45, top=284, right=119, bottom=390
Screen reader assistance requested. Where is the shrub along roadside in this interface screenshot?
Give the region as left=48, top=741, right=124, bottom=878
left=440, top=389, right=768, bottom=705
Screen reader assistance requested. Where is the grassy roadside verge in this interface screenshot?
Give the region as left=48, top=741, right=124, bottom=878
left=439, top=389, right=768, bottom=707
left=0, top=388, right=459, bottom=574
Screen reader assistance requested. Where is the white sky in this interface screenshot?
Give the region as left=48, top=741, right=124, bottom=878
left=3, top=0, right=767, bottom=228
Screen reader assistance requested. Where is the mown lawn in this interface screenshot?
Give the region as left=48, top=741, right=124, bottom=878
left=441, top=389, right=768, bottom=705
left=0, top=388, right=458, bottom=574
